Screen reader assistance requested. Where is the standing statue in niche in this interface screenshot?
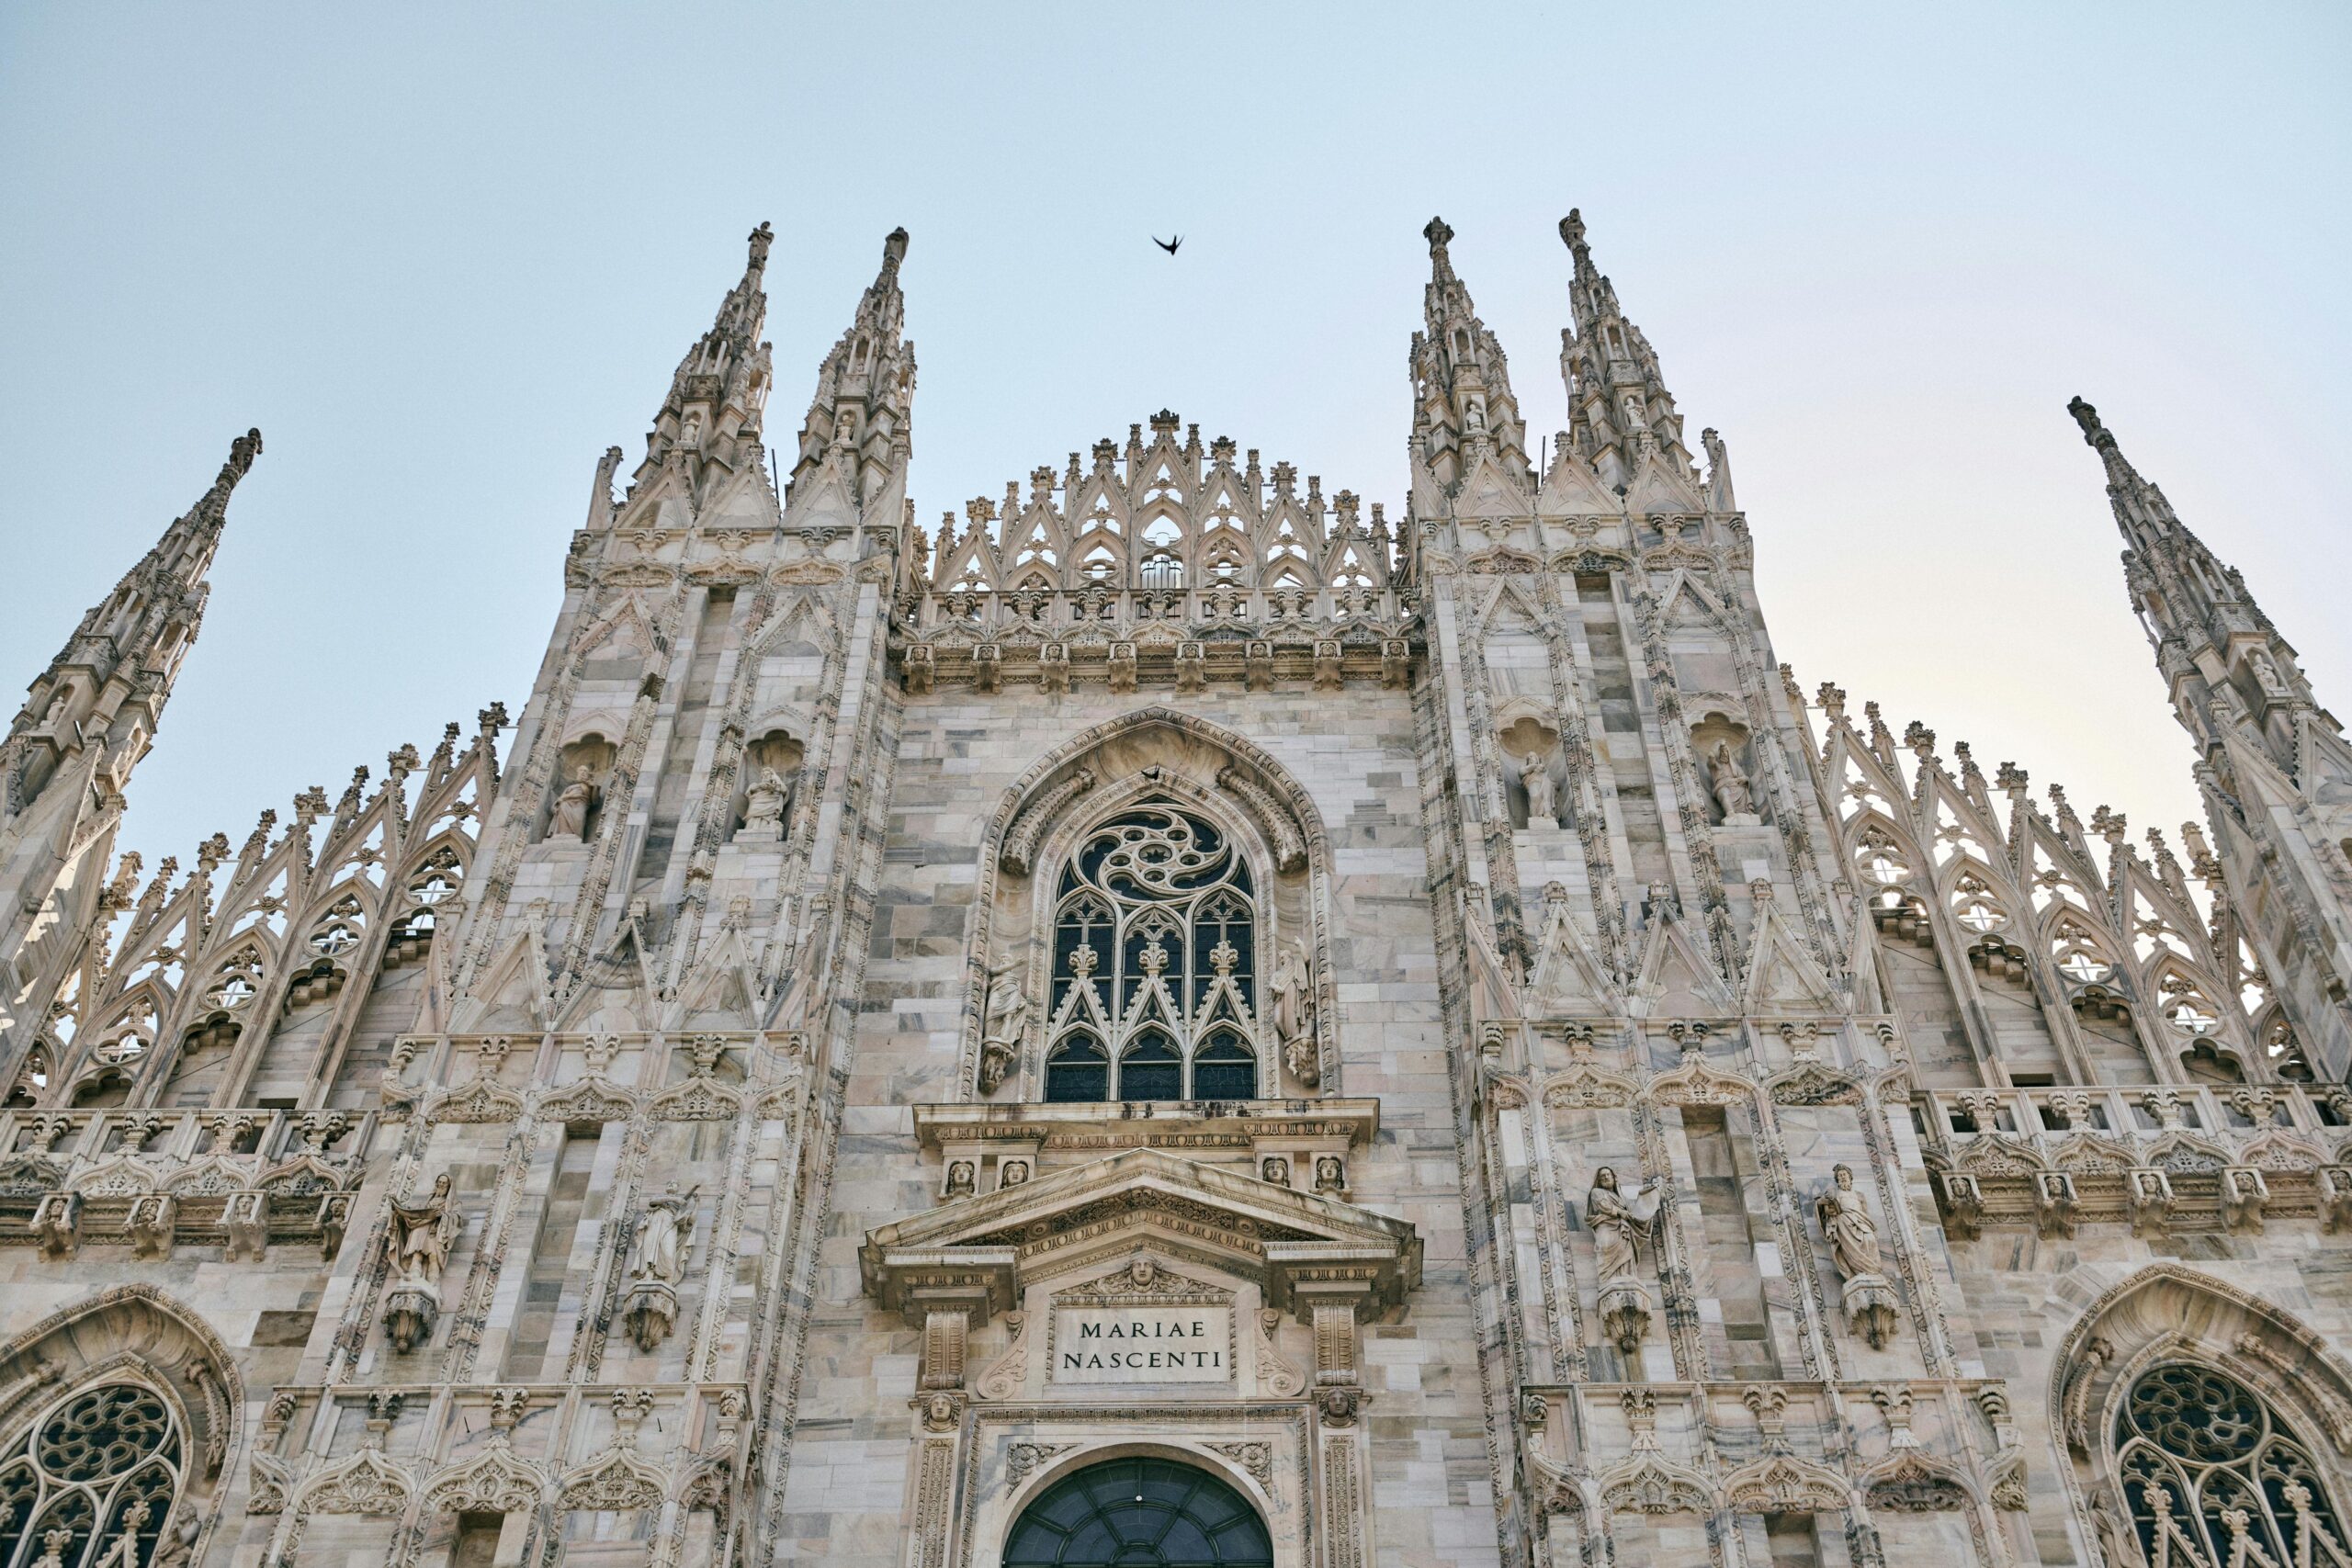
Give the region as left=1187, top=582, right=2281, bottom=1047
left=622, top=1182, right=699, bottom=1352
left=627, top=1182, right=699, bottom=1286
left=1270, top=945, right=1318, bottom=1088
left=977, top=962, right=1031, bottom=1094
left=550, top=764, right=598, bottom=840
left=738, top=764, right=794, bottom=842
left=1707, top=740, right=1754, bottom=821
left=381, top=1173, right=459, bottom=1352
left=1520, top=750, right=1558, bottom=828
left=1586, top=1167, right=1660, bottom=1354
left=1816, top=1163, right=1883, bottom=1279
left=1817, top=1163, right=1901, bottom=1348
left=1585, top=1167, right=1658, bottom=1282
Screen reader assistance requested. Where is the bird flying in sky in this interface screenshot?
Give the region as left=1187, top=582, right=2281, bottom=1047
left=1154, top=234, right=1182, bottom=255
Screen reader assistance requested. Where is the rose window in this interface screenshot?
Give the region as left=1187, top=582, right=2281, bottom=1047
left=0, top=1382, right=183, bottom=1568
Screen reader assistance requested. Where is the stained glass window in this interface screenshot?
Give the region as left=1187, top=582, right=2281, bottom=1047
left=2116, top=1363, right=2347, bottom=1568
left=0, top=1383, right=183, bottom=1568
left=1003, top=1457, right=1272, bottom=1568
left=1044, top=806, right=1260, bottom=1103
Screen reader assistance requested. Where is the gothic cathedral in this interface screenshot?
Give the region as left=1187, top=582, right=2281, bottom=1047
left=1, top=214, right=2348, bottom=1568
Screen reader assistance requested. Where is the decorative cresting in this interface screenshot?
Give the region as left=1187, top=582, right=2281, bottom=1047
left=2052, top=1264, right=2352, bottom=1568
left=0, top=1288, right=237, bottom=1568
left=1003, top=1456, right=1273, bottom=1568
left=967, top=709, right=1337, bottom=1101
left=2113, top=1364, right=2347, bottom=1568
left=927, top=412, right=1391, bottom=597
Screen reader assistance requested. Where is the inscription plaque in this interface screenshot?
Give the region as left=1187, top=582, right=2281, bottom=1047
left=1051, top=1306, right=1233, bottom=1383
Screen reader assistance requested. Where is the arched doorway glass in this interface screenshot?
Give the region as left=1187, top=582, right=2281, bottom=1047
left=1004, top=1456, right=1272, bottom=1568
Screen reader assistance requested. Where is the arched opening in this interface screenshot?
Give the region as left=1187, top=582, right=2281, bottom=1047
left=1049, top=806, right=1261, bottom=1103
left=1004, top=1457, right=1271, bottom=1568
left=2115, top=1362, right=2346, bottom=1567
left=0, top=1382, right=183, bottom=1568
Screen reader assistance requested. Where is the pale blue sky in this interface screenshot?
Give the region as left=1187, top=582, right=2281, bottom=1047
left=4, top=4, right=2346, bottom=871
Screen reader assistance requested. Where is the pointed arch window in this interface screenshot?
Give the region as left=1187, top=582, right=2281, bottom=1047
left=1046, top=804, right=1260, bottom=1103
left=0, top=1382, right=184, bottom=1568
left=2116, top=1363, right=2347, bottom=1568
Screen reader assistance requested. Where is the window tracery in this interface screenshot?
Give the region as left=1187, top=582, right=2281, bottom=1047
left=0, top=1382, right=183, bottom=1568
left=1043, top=805, right=1261, bottom=1104
left=2115, top=1364, right=2346, bottom=1568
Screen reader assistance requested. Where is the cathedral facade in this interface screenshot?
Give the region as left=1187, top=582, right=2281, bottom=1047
left=1, top=212, right=2348, bottom=1568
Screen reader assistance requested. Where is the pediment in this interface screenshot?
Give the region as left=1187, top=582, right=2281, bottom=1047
left=860, top=1145, right=1420, bottom=1323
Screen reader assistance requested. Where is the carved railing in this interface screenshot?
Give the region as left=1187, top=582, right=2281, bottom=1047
left=891, top=584, right=1418, bottom=693
left=0, top=1105, right=377, bottom=1259
left=1912, top=1084, right=2352, bottom=1238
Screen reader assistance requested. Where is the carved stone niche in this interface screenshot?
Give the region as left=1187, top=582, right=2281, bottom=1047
left=1498, top=714, right=1564, bottom=831
left=546, top=732, right=618, bottom=843
left=1689, top=710, right=1758, bottom=827
left=732, top=728, right=806, bottom=844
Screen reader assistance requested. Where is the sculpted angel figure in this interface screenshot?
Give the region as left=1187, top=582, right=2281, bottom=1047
left=1585, top=1167, right=1657, bottom=1282
left=386, top=1172, right=458, bottom=1285
left=1816, top=1163, right=1884, bottom=1280
left=1708, top=741, right=1753, bottom=818
left=550, top=764, right=597, bottom=840
left=627, top=1181, right=698, bottom=1286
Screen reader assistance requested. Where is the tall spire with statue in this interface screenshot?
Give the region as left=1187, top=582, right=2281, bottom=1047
left=0, top=429, right=260, bottom=1052
left=2072, top=395, right=2352, bottom=1077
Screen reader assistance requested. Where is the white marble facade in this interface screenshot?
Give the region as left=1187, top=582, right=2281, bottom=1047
left=0, top=213, right=2347, bottom=1568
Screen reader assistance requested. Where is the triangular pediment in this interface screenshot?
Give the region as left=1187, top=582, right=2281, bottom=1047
left=451, top=927, right=548, bottom=1032
left=1529, top=900, right=1618, bottom=1018
left=1536, top=447, right=1621, bottom=520
left=1742, top=901, right=1839, bottom=1014
left=1623, top=447, right=1707, bottom=518
left=861, top=1145, right=1419, bottom=1321
left=1630, top=910, right=1733, bottom=1018
left=1453, top=447, right=1530, bottom=521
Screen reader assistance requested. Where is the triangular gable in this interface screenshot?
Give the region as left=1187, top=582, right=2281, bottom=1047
left=1623, top=447, right=1707, bottom=518
left=1453, top=447, right=1530, bottom=521
left=1630, top=909, right=1734, bottom=1019
left=1742, top=900, right=1839, bottom=1014
left=451, top=926, right=548, bottom=1032
left=860, top=1145, right=1420, bottom=1322
left=1535, top=446, right=1621, bottom=520
left=1529, top=899, right=1618, bottom=1018
left=556, top=912, right=659, bottom=1033
left=669, top=922, right=761, bottom=1032
left=2296, top=711, right=2352, bottom=806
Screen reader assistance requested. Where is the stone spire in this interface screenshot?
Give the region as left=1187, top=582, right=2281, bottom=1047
left=1557, top=209, right=1695, bottom=493
left=0, top=428, right=260, bottom=1045
left=786, top=226, right=916, bottom=514
left=5, top=428, right=261, bottom=816
left=2072, top=396, right=2352, bottom=1077
left=1408, top=217, right=1530, bottom=492
left=2069, top=397, right=2333, bottom=762
left=630, top=221, right=776, bottom=495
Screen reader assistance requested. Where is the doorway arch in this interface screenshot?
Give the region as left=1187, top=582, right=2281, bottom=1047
left=1002, top=1456, right=1272, bottom=1568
